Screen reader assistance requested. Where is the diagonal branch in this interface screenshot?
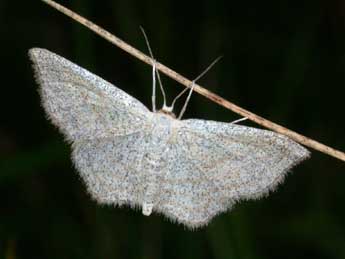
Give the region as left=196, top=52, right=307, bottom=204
left=41, top=0, right=345, bottom=163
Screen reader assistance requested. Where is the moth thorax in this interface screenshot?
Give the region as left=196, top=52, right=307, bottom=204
left=158, top=105, right=176, bottom=119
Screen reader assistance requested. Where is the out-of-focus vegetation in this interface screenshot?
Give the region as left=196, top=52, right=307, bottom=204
left=1, top=0, right=345, bottom=258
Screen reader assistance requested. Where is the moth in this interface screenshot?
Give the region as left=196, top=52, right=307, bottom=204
left=29, top=48, right=310, bottom=228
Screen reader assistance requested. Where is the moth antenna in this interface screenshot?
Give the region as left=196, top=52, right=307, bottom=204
left=140, top=26, right=167, bottom=109
left=151, top=61, right=157, bottom=112
left=177, top=80, right=195, bottom=120
left=155, top=64, right=166, bottom=107
left=194, top=55, right=223, bottom=82
left=171, top=87, right=189, bottom=110
left=177, top=55, right=223, bottom=119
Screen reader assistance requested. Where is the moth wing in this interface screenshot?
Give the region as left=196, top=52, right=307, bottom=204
left=29, top=48, right=151, bottom=141
left=72, top=131, right=150, bottom=207
left=157, top=119, right=310, bottom=228
left=156, top=140, right=234, bottom=228
left=179, top=119, right=310, bottom=200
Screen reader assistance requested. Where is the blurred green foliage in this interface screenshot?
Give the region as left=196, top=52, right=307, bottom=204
left=1, top=0, right=345, bottom=258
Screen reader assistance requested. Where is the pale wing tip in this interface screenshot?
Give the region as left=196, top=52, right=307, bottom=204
left=28, top=48, right=54, bottom=81
left=290, top=138, right=311, bottom=162
left=28, top=48, right=46, bottom=79
left=28, top=48, right=50, bottom=61
left=302, top=147, right=311, bottom=160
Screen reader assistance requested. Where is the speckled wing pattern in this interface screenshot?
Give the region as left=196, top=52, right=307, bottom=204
left=159, top=119, right=310, bottom=227
left=29, top=48, right=310, bottom=229
left=29, top=48, right=150, bottom=141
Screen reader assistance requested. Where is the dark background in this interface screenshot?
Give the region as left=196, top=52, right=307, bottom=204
left=1, top=0, right=345, bottom=258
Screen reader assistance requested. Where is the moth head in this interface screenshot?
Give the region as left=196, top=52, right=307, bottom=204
left=158, top=104, right=176, bottom=119
left=155, top=83, right=194, bottom=120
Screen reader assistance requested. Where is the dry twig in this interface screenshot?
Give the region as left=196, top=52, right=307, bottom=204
left=41, top=0, right=345, bottom=162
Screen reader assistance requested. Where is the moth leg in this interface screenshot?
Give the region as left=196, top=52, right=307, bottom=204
left=230, top=117, right=248, bottom=124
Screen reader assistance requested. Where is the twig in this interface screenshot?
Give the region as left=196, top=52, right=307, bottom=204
left=41, top=0, right=345, bottom=163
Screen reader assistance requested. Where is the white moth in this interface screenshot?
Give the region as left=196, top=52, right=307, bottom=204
left=29, top=48, right=310, bottom=228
